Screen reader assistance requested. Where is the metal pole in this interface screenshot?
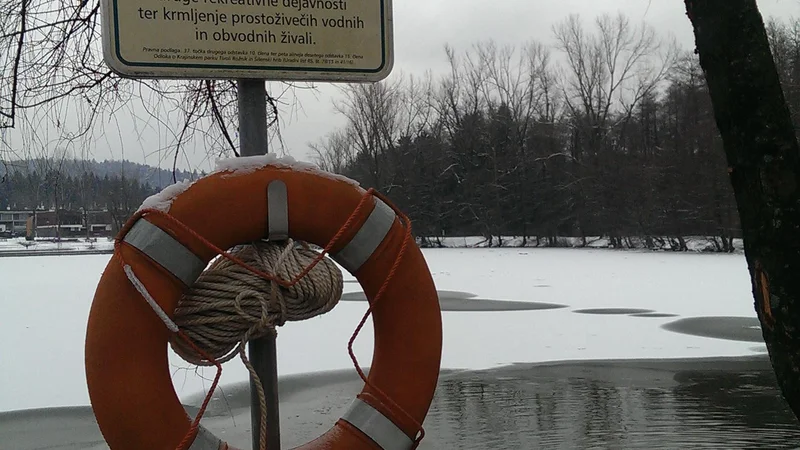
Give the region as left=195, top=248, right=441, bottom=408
left=238, top=79, right=268, bottom=157
left=237, top=78, right=281, bottom=450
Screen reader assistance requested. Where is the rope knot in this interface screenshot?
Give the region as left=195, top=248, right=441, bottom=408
left=166, top=238, right=343, bottom=450
left=169, top=239, right=343, bottom=366
left=232, top=289, right=277, bottom=339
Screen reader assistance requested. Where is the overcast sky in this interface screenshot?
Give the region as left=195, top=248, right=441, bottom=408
left=277, top=0, right=798, bottom=168
left=5, top=0, right=799, bottom=173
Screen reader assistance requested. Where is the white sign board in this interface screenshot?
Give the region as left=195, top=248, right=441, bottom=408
left=101, top=0, right=393, bottom=81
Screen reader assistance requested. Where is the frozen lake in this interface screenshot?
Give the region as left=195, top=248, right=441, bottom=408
left=0, top=247, right=765, bottom=413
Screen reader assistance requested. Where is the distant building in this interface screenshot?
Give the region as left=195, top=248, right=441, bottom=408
left=0, top=210, right=33, bottom=237
left=86, top=210, right=114, bottom=236
left=30, top=209, right=115, bottom=239
left=34, top=210, right=83, bottom=238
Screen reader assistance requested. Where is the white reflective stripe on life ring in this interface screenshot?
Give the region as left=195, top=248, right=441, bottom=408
left=333, top=198, right=397, bottom=273
left=267, top=179, right=289, bottom=241
left=188, top=425, right=224, bottom=450
left=340, top=398, right=414, bottom=450
left=123, top=218, right=206, bottom=286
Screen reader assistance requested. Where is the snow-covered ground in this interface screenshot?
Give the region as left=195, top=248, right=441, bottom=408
left=0, top=237, right=115, bottom=253
left=0, top=248, right=762, bottom=413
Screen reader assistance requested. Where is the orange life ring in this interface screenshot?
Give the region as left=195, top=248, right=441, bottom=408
left=84, top=158, right=443, bottom=450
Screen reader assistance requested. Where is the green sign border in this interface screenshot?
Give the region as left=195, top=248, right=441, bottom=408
left=111, top=0, right=388, bottom=74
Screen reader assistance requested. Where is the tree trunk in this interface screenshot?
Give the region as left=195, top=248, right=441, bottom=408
left=54, top=181, right=61, bottom=241
left=686, top=0, right=800, bottom=420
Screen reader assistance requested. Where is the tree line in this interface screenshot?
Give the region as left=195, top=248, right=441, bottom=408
left=1, top=163, right=159, bottom=230
left=4, top=158, right=198, bottom=189
left=0, top=156, right=203, bottom=230
left=310, top=13, right=800, bottom=251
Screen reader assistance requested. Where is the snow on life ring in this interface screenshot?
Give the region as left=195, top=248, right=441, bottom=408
left=84, top=156, right=443, bottom=450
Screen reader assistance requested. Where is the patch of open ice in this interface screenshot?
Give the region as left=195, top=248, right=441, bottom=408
left=0, top=248, right=763, bottom=412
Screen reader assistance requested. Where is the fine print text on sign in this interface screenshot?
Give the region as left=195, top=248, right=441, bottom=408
left=101, top=0, right=393, bottom=81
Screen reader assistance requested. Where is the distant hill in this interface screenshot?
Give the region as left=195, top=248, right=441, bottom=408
left=3, top=158, right=200, bottom=190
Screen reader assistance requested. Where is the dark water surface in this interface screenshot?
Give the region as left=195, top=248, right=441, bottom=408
left=4, top=357, right=798, bottom=449
left=197, top=356, right=800, bottom=449
left=662, top=316, right=764, bottom=343
left=573, top=307, right=655, bottom=315
left=339, top=290, right=568, bottom=311
left=419, top=356, right=800, bottom=449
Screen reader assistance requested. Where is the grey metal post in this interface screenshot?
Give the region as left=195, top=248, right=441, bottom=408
left=237, top=78, right=281, bottom=450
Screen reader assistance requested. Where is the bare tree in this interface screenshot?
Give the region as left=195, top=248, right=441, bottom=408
left=396, top=72, right=437, bottom=140
left=766, top=17, right=800, bottom=133
left=686, top=0, right=800, bottom=421
left=308, top=12, right=751, bottom=253
left=472, top=40, right=568, bottom=242
left=0, top=0, right=308, bottom=176
left=434, top=44, right=491, bottom=140
left=333, top=77, right=405, bottom=189
left=310, top=128, right=355, bottom=174
left=552, top=12, right=678, bottom=242
left=554, top=13, right=677, bottom=136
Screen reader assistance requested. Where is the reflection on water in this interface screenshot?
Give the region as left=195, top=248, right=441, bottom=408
left=421, top=360, right=800, bottom=449
left=3, top=358, right=797, bottom=449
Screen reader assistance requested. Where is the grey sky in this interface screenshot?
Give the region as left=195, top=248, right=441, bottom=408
left=5, top=0, right=798, bottom=173
left=270, top=0, right=797, bottom=168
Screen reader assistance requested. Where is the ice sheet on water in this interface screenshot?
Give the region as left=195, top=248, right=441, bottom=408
left=0, top=248, right=763, bottom=412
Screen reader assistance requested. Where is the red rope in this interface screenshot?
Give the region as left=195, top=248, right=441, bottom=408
left=173, top=330, right=223, bottom=450
left=346, top=190, right=426, bottom=446
left=115, top=188, right=425, bottom=449
left=115, top=188, right=377, bottom=290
